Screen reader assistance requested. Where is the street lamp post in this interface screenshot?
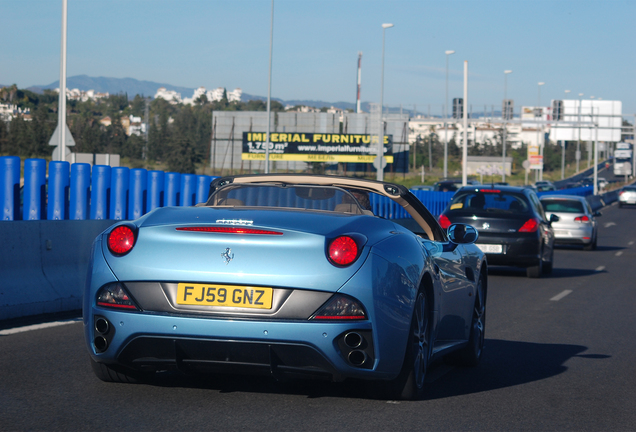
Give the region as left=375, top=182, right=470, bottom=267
left=443, top=50, right=455, bottom=179
left=502, top=70, right=512, bottom=182
left=264, top=0, right=274, bottom=174
left=377, top=23, right=393, bottom=181
left=536, top=82, right=544, bottom=182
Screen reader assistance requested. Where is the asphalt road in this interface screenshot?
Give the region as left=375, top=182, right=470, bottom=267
left=1, top=202, right=635, bottom=431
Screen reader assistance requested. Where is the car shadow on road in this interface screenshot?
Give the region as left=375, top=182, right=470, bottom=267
left=423, top=339, right=610, bottom=400
left=135, top=339, right=609, bottom=401
left=488, top=267, right=603, bottom=278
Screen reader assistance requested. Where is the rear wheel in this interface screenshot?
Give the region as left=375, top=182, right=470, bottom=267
left=542, top=248, right=554, bottom=274
left=584, top=234, right=597, bottom=251
left=446, top=276, right=486, bottom=366
left=526, top=259, right=542, bottom=278
left=384, top=290, right=431, bottom=400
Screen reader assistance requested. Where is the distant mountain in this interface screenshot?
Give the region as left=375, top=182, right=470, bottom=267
left=24, top=75, right=395, bottom=113
left=31, top=75, right=196, bottom=98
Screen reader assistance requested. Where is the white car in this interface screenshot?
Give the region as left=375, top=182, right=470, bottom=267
left=541, top=195, right=600, bottom=251
left=618, top=185, right=636, bottom=207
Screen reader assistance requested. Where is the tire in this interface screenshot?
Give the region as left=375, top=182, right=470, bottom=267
left=542, top=248, right=554, bottom=274
left=90, top=357, right=147, bottom=384
left=526, top=259, right=542, bottom=278
left=584, top=234, right=597, bottom=251
left=384, top=290, right=431, bottom=400
left=446, top=276, right=486, bottom=367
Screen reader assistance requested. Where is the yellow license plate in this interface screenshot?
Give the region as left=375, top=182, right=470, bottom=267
left=177, top=283, right=273, bottom=309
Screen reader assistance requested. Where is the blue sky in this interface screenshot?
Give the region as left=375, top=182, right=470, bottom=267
left=2, top=0, right=635, bottom=114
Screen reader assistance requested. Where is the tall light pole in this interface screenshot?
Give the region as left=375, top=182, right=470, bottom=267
left=502, top=70, right=512, bottom=182
left=377, top=23, right=393, bottom=181
left=264, top=0, right=274, bottom=174
left=443, top=50, right=455, bottom=179
left=536, top=82, right=544, bottom=182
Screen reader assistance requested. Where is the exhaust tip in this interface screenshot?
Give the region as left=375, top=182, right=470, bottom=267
left=348, top=350, right=367, bottom=366
left=344, top=332, right=363, bottom=348
left=94, top=336, right=108, bottom=353
left=95, top=318, right=110, bottom=335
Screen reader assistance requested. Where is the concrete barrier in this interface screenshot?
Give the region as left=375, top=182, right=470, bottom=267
left=0, top=220, right=115, bottom=321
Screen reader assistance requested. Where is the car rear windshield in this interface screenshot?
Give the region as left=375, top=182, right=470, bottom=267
left=208, top=184, right=372, bottom=215
left=541, top=199, right=584, bottom=213
left=447, top=190, right=530, bottom=214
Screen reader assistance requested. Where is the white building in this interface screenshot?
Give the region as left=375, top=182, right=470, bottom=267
left=154, top=87, right=182, bottom=104
left=183, top=87, right=242, bottom=105
left=53, top=88, right=109, bottom=102
left=227, top=88, right=242, bottom=102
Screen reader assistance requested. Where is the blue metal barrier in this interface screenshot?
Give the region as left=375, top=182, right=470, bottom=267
left=128, top=168, right=147, bottom=220
left=164, top=172, right=181, bottom=207
left=0, top=156, right=21, bottom=221
left=90, top=165, right=111, bottom=220
left=23, top=158, right=46, bottom=220
left=110, top=167, right=129, bottom=220
left=147, top=170, right=165, bottom=212
left=180, top=174, right=197, bottom=207
left=196, top=175, right=213, bottom=204
left=48, top=161, right=70, bottom=220
left=70, top=163, right=91, bottom=220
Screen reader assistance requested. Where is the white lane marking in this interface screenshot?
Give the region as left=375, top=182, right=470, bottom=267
left=551, top=290, right=573, bottom=301
left=596, top=266, right=605, bottom=272
left=629, top=241, right=634, bottom=246
left=426, top=364, right=455, bottom=383
left=0, top=319, right=80, bottom=336
left=616, top=251, right=623, bottom=257
left=604, top=222, right=616, bottom=228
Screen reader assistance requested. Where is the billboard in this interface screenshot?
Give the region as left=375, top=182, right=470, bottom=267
left=549, top=100, right=622, bottom=142
left=242, top=132, right=394, bottom=163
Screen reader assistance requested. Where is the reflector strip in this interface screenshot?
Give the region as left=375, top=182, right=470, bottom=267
left=97, top=302, right=138, bottom=310
left=176, top=227, right=283, bottom=235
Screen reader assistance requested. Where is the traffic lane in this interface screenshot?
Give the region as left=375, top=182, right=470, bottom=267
left=1, top=204, right=635, bottom=431
left=468, top=201, right=636, bottom=430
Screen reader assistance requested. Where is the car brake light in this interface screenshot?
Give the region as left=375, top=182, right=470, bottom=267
left=574, top=215, right=590, bottom=223
left=96, top=283, right=139, bottom=310
left=439, top=214, right=451, bottom=229
left=518, top=218, right=540, bottom=232
left=619, top=191, right=624, bottom=196
left=479, top=189, right=501, bottom=193
left=328, top=236, right=359, bottom=266
left=310, top=294, right=367, bottom=320
left=107, top=225, right=136, bottom=255
left=176, top=226, right=283, bottom=235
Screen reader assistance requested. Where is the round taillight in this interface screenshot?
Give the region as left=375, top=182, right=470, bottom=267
left=107, top=226, right=136, bottom=255
left=328, top=236, right=359, bottom=266
left=439, top=214, right=451, bottom=229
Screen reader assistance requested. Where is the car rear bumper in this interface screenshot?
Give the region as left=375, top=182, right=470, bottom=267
left=85, top=309, right=393, bottom=382
left=475, top=234, right=541, bottom=267
left=553, top=226, right=594, bottom=244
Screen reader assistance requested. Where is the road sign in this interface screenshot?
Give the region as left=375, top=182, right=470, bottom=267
left=373, top=155, right=387, bottom=170
left=48, top=123, right=76, bottom=147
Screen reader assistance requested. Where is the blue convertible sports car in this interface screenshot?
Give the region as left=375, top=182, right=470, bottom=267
left=84, top=174, right=487, bottom=400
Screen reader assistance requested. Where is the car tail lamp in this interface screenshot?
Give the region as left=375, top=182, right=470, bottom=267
left=96, top=283, right=139, bottom=310
left=107, top=225, right=136, bottom=255
left=518, top=218, right=540, bottom=233
left=328, top=236, right=359, bottom=266
left=574, top=215, right=590, bottom=223
left=310, top=294, right=367, bottom=320
left=439, top=214, right=451, bottom=229
left=176, top=226, right=283, bottom=235
left=619, top=190, right=624, bottom=196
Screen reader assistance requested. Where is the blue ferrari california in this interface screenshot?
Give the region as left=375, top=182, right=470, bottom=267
left=84, top=174, right=487, bottom=400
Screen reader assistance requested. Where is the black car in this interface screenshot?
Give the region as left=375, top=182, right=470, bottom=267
left=439, top=186, right=558, bottom=278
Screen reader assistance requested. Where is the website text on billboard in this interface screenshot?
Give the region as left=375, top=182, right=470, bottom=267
left=242, top=132, right=394, bottom=163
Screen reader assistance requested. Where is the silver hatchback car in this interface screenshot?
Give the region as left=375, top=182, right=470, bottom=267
left=540, top=195, right=600, bottom=250
left=618, top=186, right=636, bottom=207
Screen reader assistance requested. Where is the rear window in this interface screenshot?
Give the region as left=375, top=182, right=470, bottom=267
left=541, top=199, right=584, bottom=213
left=447, top=190, right=530, bottom=214
left=623, top=187, right=636, bottom=192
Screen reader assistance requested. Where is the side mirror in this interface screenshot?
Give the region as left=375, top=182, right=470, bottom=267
left=549, top=214, right=560, bottom=223
left=594, top=211, right=602, bottom=217
left=448, top=223, right=479, bottom=244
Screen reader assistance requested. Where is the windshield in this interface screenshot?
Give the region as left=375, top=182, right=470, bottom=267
left=541, top=199, right=585, bottom=213
left=447, top=190, right=530, bottom=214
left=207, top=184, right=371, bottom=215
